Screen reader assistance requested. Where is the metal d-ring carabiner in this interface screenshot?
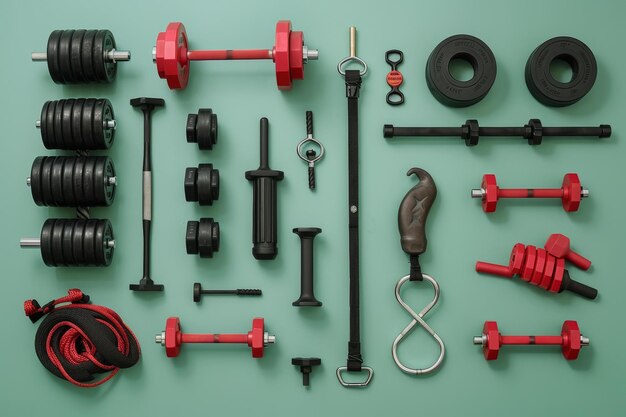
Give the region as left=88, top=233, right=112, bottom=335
left=392, top=273, right=445, bottom=375
left=337, top=27, right=368, bottom=76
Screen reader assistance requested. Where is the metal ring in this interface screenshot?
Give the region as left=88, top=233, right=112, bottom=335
left=336, top=366, right=373, bottom=387
left=296, top=138, right=325, bottom=163
left=391, top=274, right=445, bottom=375
left=337, top=56, right=368, bottom=76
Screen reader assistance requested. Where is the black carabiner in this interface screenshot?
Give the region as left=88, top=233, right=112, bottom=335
left=385, top=50, right=405, bottom=105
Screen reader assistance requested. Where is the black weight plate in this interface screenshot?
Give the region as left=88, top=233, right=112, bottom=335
left=40, top=101, right=50, bottom=148
left=62, top=219, right=76, bottom=266
left=82, top=220, right=97, bottom=265
left=525, top=36, right=597, bottom=107
left=70, top=29, right=86, bottom=83
left=41, top=219, right=56, bottom=266
left=58, top=30, right=75, bottom=83
left=94, top=219, right=114, bottom=266
left=92, top=99, right=107, bottom=149
left=102, top=30, right=117, bottom=82
left=44, top=100, right=57, bottom=149
left=186, top=221, right=199, bottom=254
left=198, top=218, right=216, bottom=258
left=46, top=30, right=63, bottom=83
left=197, top=163, right=215, bottom=206
left=101, top=157, right=116, bottom=206
left=72, top=219, right=86, bottom=265
left=81, top=30, right=97, bottom=82
left=73, top=157, right=86, bottom=206
left=103, top=220, right=114, bottom=266
left=40, top=156, right=55, bottom=206
left=93, top=30, right=107, bottom=82
left=62, top=156, right=76, bottom=206
left=50, top=156, right=65, bottom=206
left=184, top=168, right=198, bottom=201
left=53, top=99, right=65, bottom=149
left=30, top=157, right=44, bottom=206
left=83, top=157, right=96, bottom=206
left=81, top=98, right=96, bottom=149
left=101, top=99, right=114, bottom=148
left=197, top=109, right=215, bottom=150
left=62, top=99, right=75, bottom=149
left=93, top=156, right=106, bottom=206
left=51, top=218, right=66, bottom=266
left=72, top=98, right=85, bottom=149
left=425, top=34, right=497, bottom=107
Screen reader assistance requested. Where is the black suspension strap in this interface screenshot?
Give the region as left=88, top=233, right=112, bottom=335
left=336, top=27, right=373, bottom=388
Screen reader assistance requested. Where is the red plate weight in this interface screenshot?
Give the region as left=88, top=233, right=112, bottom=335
left=165, top=317, right=182, bottom=357
left=481, top=174, right=499, bottom=212
left=156, top=22, right=189, bottom=89
left=530, top=249, right=547, bottom=285
left=520, top=245, right=537, bottom=281
left=250, top=318, right=266, bottom=358
left=561, top=321, right=582, bottom=360
left=540, top=254, right=556, bottom=289
left=289, top=30, right=304, bottom=81
left=549, top=258, right=566, bottom=293
left=561, top=173, right=582, bottom=212
left=274, top=21, right=292, bottom=90
left=509, top=243, right=525, bottom=275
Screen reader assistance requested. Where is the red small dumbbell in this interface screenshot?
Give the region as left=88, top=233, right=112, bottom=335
left=155, top=317, right=275, bottom=358
left=545, top=233, right=591, bottom=270
left=471, top=173, right=588, bottom=212
left=153, top=21, right=318, bottom=90
left=473, top=320, right=589, bottom=360
left=476, top=243, right=597, bottom=299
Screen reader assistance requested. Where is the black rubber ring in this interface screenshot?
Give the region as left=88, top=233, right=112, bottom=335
left=525, top=36, right=597, bottom=107
left=425, top=34, right=497, bottom=107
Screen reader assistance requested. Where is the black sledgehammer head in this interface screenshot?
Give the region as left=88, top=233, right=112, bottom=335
left=245, top=118, right=284, bottom=260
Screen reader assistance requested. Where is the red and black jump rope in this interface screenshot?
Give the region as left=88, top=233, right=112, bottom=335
left=24, top=289, right=140, bottom=387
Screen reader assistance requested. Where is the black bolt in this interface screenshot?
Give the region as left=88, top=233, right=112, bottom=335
left=292, top=357, right=321, bottom=386
left=384, top=119, right=611, bottom=146
left=193, top=282, right=262, bottom=302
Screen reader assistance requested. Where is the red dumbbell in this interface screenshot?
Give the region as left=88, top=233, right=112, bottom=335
left=153, top=21, right=319, bottom=90
left=545, top=233, right=592, bottom=270
left=155, top=317, right=275, bottom=358
left=473, top=320, right=589, bottom=361
left=471, top=173, right=588, bottom=212
left=476, top=243, right=597, bottom=299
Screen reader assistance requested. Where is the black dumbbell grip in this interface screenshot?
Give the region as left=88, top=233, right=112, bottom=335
left=543, top=126, right=611, bottom=138
left=560, top=271, right=598, bottom=300
left=384, top=125, right=462, bottom=138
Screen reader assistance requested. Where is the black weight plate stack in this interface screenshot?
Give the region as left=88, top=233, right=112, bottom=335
left=425, top=34, right=497, bottom=107
left=30, top=156, right=116, bottom=207
left=46, top=30, right=63, bottom=83
left=185, top=218, right=220, bottom=258
left=186, top=109, right=218, bottom=150
left=39, top=98, right=115, bottom=149
left=525, top=36, right=597, bottom=107
left=39, top=218, right=114, bottom=266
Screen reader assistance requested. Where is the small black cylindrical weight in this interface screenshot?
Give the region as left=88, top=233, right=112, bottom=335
left=293, top=228, right=322, bottom=307
left=184, top=164, right=220, bottom=205
left=245, top=118, right=284, bottom=260
left=186, top=218, right=220, bottom=258
left=40, top=98, right=115, bottom=150
left=30, top=156, right=116, bottom=207
left=38, top=218, right=114, bottom=266
left=186, top=108, right=218, bottom=150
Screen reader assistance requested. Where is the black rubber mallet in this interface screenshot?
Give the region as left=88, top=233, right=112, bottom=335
left=129, top=97, right=165, bottom=292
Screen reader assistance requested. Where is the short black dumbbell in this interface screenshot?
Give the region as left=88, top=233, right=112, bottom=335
left=36, top=99, right=116, bottom=150
left=32, top=30, right=130, bottom=84
left=184, top=164, right=219, bottom=206
left=21, top=218, right=115, bottom=266
left=186, top=218, right=220, bottom=258
left=28, top=156, right=116, bottom=207
left=186, top=109, right=218, bottom=150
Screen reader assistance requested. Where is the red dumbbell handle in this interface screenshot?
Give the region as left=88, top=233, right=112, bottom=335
left=188, top=49, right=272, bottom=61
left=181, top=333, right=248, bottom=344
left=475, top=261, right=514, bottom=278
left=500, top=335, right=563, bottom=345
left=498, top=189, right=563, bottom=199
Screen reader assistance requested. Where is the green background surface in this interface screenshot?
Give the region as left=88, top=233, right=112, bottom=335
left=1, top=0, right=624, bottom=415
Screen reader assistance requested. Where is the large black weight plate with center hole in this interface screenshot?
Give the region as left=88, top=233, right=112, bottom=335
left=94, top=219, right=114, bottom=266
left=40, top=101, right=50, bottom=148
left=46, top=30, right=63, bottom=83
left=73, top=157, right=86, bottom=206
left=72, top=219, right=86, bottom=265
left=40, top=156, right=55, bottom=207
left=525, top=36, right=597, bottom=107
left=61, top=99, right=75, bottom=149
left=30, top=157, right=44, bottom=206
left=50, top=156, right=64, bottom=206
left=83, top=157, right=96, bottom=206
left=93, top=156, right=112, bottom=206
left=81, top=30, right=97, bottom=82
left=82, top=220, right=97, bottom=265
left=51, top=218, right=65, bottom=266
left=81, top=98, right=96, bottom=149
left=62, top=220, right=76, bottom=265
left=102, top=30, right=117, bottom=82
left=58, top=30, right=74, bottom=83
left=72, top=98, right=85, bottom=149
left=70, top=29, right=86, bottom=82
left=53, top=99, right=65, bottom=149
left=40, top=219, right=56, bottom=266
left=93, top=30, right=107, bottom=82
left=44, top=100, right=57, bottom=149
left=425, top=34, right=497, bottom=107
left=62, top=157, right=76, bottom=206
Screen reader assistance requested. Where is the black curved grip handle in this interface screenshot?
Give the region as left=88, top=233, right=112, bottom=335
left=398, top=168, right=437, bottom=256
